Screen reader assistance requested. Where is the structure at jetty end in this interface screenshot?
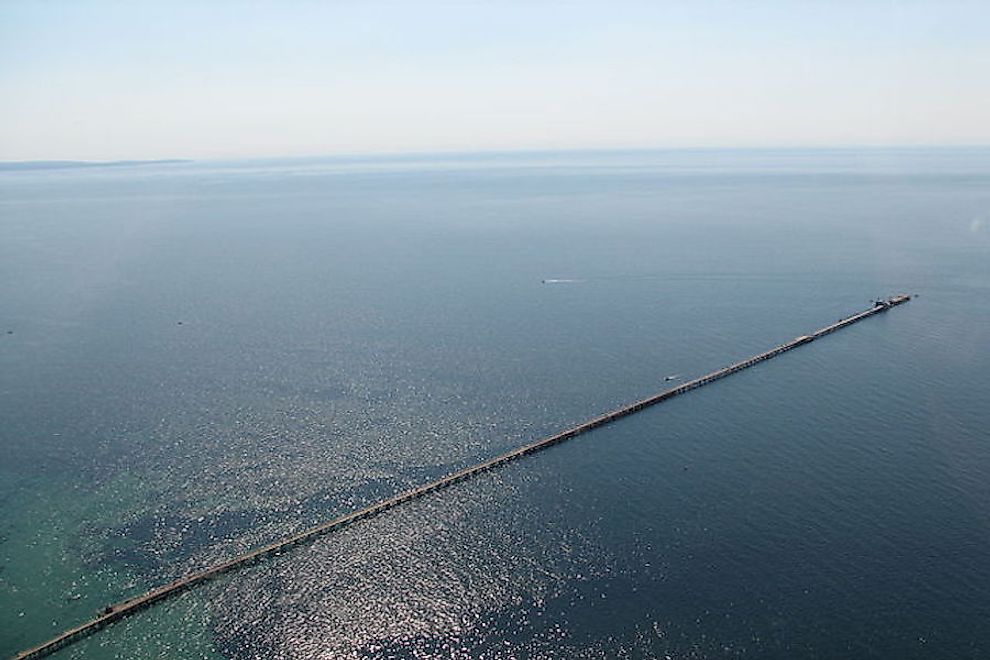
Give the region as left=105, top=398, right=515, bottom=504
left=15, top=295, right=911, bottom=660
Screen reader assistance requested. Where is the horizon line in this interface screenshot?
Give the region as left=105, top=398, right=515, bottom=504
left=4, top=143, right=990, bottom=168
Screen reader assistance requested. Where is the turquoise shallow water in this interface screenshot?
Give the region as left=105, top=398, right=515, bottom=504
left=1, top=149, right=989, bottom=658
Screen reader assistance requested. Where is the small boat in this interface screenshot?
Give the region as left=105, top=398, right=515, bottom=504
left=664, top=374, right=681, bottom=382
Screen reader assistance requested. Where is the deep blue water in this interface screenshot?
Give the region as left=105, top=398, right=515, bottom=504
left=1, top=149, right=989, bottom=658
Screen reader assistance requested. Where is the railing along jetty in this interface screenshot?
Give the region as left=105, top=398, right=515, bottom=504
left=15, top=295, right=911, bottom=659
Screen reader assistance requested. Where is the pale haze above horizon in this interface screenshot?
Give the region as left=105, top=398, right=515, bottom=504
left=1, top=1, right=988, bottom=162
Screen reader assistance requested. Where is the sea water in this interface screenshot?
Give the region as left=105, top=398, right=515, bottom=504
left=1, top=149, right=989, bottom=658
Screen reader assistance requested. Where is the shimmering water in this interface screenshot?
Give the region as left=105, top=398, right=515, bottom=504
left=1, top=149, right=989, bottom=659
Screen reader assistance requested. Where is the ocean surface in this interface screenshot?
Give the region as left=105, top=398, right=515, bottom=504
left=1, top=149, right=989, bottom=659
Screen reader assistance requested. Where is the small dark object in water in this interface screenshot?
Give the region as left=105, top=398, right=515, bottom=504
left=6, top=330, right=12, bottom=334
left=177, top=321, right=183, bottom=325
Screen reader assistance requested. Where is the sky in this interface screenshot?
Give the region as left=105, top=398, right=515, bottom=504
left=1, top=1, right=988, bottom=161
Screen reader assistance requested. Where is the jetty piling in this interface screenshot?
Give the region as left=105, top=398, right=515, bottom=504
left=14, top=295, right=910, bottom=660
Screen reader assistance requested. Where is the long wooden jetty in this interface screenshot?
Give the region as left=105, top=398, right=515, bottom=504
left=15, top=295, right=911, bottom=660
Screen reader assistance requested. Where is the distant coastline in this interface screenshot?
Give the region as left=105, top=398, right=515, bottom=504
left=0, top=159, right=190, bottom=172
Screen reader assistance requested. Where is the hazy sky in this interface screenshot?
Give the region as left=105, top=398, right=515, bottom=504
left=1, top=1, right=988, bottom=160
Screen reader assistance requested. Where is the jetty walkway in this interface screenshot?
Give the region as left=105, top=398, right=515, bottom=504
left=15, top=295, right=911, bottom=659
